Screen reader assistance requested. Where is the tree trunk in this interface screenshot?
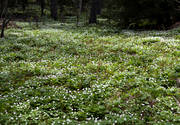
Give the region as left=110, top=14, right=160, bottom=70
left=40, top=0, right=45, bottom=16
left=1, top=18, right=10, bottom=38
left=1, top=20, right=5, bottom=38
left=22, top=0, right=26, bottom=11
left=0, top=0, right=3, bottom=16
left=89, top=0, right=98, bottom=24
left=1, top=0, right=9, bottom=38
left=77, top=0, right=82, bottom=26
left=50, top=0, right=58, bottom=20
left=59, top=4, right=64, bottom=22
left=96, top=0, right=102, bottom=15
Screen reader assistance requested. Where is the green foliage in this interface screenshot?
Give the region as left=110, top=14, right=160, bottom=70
left=0, top=21, right=180, bottom=124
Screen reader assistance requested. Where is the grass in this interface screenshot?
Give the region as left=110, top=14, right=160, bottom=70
left=0, top=21, right=180, bottom=124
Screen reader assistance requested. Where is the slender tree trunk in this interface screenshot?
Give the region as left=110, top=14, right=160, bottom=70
left=22, top=0, right=26, bottom=11
left=89, top=0, right=98, bottom=24
left=1, top=20, right=5, bottom=38
left=96, top=0, right=102, bottom=15
left=59, top=4, right=64, bottom=22
left=77, top=0, right=82, bottom=26
left=0, top=0, right=8, bottom=17
left=1, top=0, right=9, bottom=38
left=40, top=0, right=45, bottom=16
left=22, top=0, right=28, bottom=12
left=0, top=0, right=3, bottom=16
left=1, top=18, right=10, bottom=38
left=50, top=0, right=58, bottom=20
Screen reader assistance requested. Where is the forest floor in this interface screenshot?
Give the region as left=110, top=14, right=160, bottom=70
left=0, top=21, right=180, bottom=124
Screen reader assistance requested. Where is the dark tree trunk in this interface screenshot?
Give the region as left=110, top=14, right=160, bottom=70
left=96, top=0, right=102, bottom=15
left=22, top=0, right=25, bottom=11
left=89, top=0, right=98, bottom=24
left=0, top=0, right=4, bottom=16
left=50, top=0, right=58, bottom=20
left=59, top=4, right=64, bottom=22
left=1, top=23, right=5, bottom=38
left=40, top=0, right=45, bottom=16
left=89, top=0, right=102, bottom=24
left=17, top=0, right=21, bottom=4
left=1, top=0, right=9, bottom=38
left=77, top=0, right=82, bottom=26
left=22, top=0, right=28, bottom=11
left=1, top=19, right=6, bottom=38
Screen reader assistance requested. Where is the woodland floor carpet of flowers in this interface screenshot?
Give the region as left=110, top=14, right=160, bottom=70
left=0, top=22, right=180, bottom=124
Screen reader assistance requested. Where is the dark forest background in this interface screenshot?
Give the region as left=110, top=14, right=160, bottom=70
left=1, top=0, right=180, bottom=30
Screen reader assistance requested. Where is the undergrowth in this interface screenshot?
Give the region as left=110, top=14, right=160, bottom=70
left=0, top=21, right=180, bottom=124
